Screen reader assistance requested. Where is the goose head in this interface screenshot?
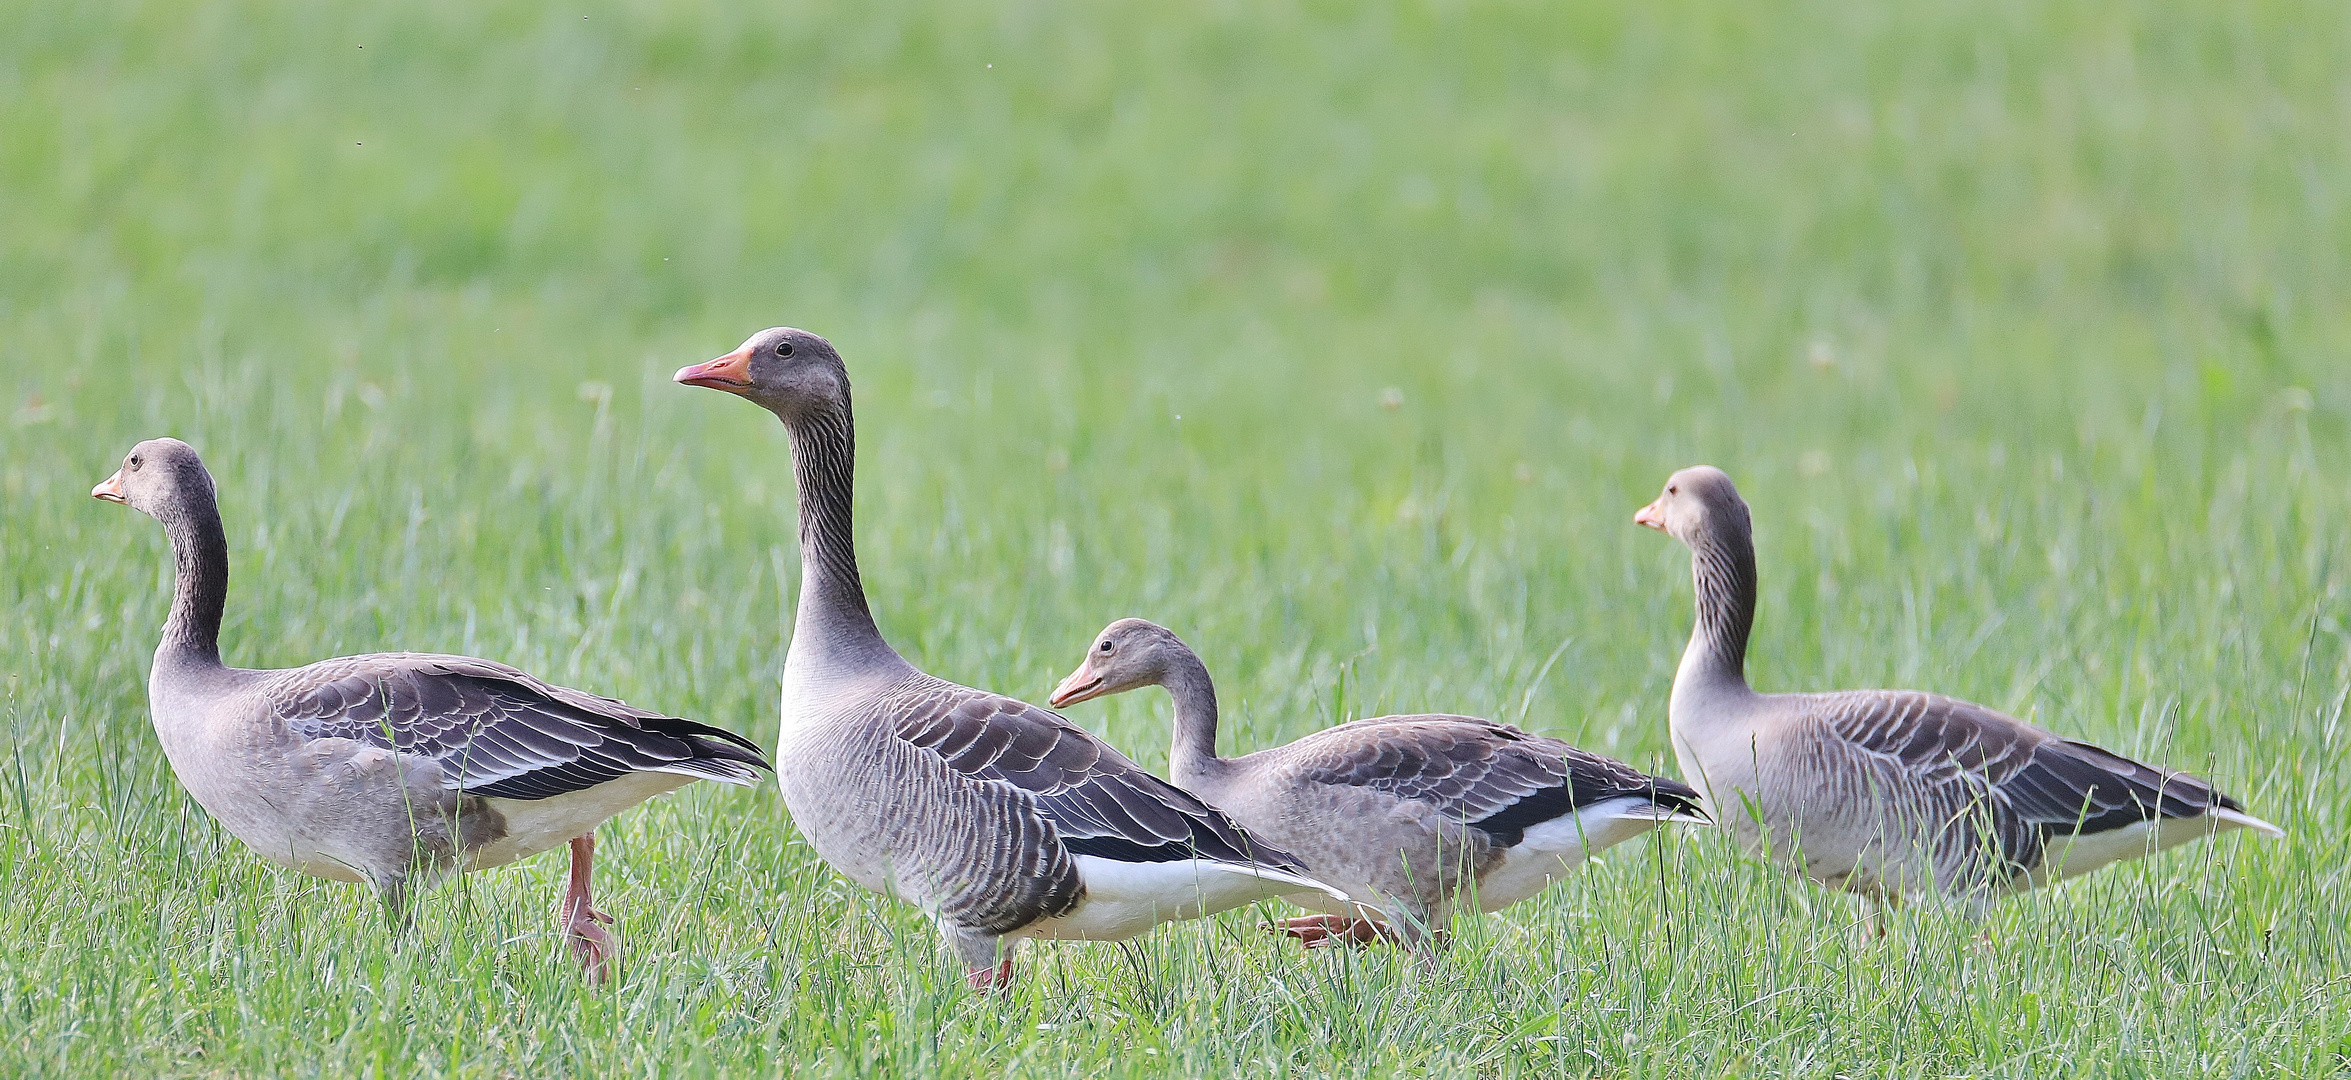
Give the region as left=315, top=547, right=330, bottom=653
left=674, top=326, right=849, bottom=421
left=1049, top=618, right=1188, bottom=708
left=1634, top=465, right=1749, bottom=546
left=93, top=438, right=215, bottom=518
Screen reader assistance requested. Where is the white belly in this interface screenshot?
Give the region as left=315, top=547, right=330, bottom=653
left=1471, top=797, right=1673, bottom=912
left=2021, top=811, right=2265, bottom=890
left=1014, top=856, right=1313, bottom=942
left=464, top=772, right=696, bottom=871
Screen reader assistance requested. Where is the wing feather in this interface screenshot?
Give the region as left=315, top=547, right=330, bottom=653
left=265, top=652, right=770, bottom=800
left=1273, top=715, right=1705, bottom=845
left=887, top=677, right=1306, bottom=872
left=1811, top=690, right=2241, bottom=879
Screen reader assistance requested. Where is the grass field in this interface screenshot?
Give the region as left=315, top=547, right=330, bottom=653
left=4, top=0, right=2349, bottom=1074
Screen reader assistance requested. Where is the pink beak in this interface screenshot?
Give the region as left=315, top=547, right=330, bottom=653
left=674, top=345, right=755, bottom=394
left=1048, top=659, right=1105, bottom=708
left=1634, top=497, right=1666, bottom=530
left=92, top=470, right=127, bottom=504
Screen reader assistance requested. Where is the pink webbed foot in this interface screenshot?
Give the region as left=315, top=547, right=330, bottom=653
left=1273, top=913, right=1394, bottom=949
left=564, top=904, right=620, bottom=982
left=1275, top=913, right=1452, bottom=956
left=559, top=834, right=621, bottom=983
left=966, top=958, right=1016, bottom=993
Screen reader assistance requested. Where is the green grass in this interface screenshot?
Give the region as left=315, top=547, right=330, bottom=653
left=3, top=0, right=2348, bottom=1074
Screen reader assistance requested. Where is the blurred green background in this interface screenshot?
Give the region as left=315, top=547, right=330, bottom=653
left=2, top=0, right=2346, bottom=1075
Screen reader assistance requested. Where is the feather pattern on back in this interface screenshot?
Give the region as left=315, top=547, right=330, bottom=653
left=1787, top=689, right=2239, bottom=887
left=265, top=652, right=770, bottom=801
left=1271, top=715, right=1705, bottom=846
left=889, top=676, right=1309, bottom=870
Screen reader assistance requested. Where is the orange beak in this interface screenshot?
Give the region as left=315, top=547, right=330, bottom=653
left=1048, top=658, right=1106, bottom=708
left=674, top=345, right=755, bottom=394
left=1634, top=496, right=1666, bottom=530
left=92, top=469, right=127, bottom=505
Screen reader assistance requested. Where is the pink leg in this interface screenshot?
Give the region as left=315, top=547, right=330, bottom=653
left=966, top=957, right=1016, bottom=993
left=560, top=834, right=620, bottom=982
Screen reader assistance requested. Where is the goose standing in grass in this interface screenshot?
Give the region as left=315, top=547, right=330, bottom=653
left=674, top=328, right=1338, bottom=990
left=92, top=438, right=770, bottom=980
left=1048, top=618, right=1709, bottom=954
left=1634, top=465, right=2283, bottom=928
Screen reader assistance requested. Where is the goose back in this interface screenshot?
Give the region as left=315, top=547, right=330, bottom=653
left=1680, top=688, right=2271, bottom=898
left=1256, top=715, right=1704, bottom=848
left=1209, top=714, right=1704, bottom=919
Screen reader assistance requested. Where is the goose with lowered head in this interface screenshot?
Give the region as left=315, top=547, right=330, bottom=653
left=1635, top=465, right=2282, bottom=929
left=1050, top=618, right=1708, bottom=953
left=674, top=327, right=1339, bottom=990
left=92, top=438, right=770, bottom=980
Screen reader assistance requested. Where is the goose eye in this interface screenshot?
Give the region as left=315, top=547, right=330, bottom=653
left=128, top=456, right=142, bottom=471
left=775, top=340, right=795, bottom=358
left=1097, top=640, right=1113, bottom=654
left=1666, top=484, right=1677, bottom=495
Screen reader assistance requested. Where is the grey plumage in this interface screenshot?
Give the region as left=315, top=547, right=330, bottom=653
left=1051, top=618, right=1707, bottom=951
left=93, top=437, right=770, bottom=977
left=677, top=328, right=1335, bottom=990
left=869, top=673, right=1318, bottom=937
left=1637, top=465, right=2282, bottom=917
left=267, top=653, right=766, bottom=801
left=1269, top=714, right=1704, bottom=847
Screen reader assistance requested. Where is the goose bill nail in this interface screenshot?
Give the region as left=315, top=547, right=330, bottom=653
left=674, top=347, right=754, bottom=392
left=1634, top=500, right=1665, bottom=528
left=92, top=471, right=127, bottom=503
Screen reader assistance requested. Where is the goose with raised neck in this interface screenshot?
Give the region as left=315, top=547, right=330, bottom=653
left=1637, top=465, right=2284, bottom=929
left=1050, top=618, right=1708, bottom=952
left=676, top=327, right=1341, bottom=991
left=94, top=438, right=770, bottom=980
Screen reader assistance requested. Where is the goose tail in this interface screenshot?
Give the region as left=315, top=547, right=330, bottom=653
left=2208, top=807, right=2285, bottom=840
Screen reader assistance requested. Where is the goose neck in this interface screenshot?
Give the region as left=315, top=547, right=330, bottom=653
left=782, top=403, right=890, bottom=666
left=1678, top=520, right=1757, bottom=696
left=1160, top=651, right=1229, bottom=789
left=158, top=489, right=229, bottom=669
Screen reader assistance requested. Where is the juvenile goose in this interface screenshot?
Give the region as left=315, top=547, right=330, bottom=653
left=1636, top=466, right=2283, bottom=926
left=92, top=438, right=770, bottom=979
left=675, top=328, right=1337, bottom=990
left=1048, top=619, right=1709, bottom=952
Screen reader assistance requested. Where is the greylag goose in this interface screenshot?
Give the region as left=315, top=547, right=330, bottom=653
left=93, top=438, right=770, bottom=979
left=1048, top=618, right=1709, bottom=953
left=674, top=328, right=1338, bottom=991
left=1635, top=465, right=2283, bottom=927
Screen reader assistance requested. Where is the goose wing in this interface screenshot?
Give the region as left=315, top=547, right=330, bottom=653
left=1279, top=715, right=1706, bottom=845
left=263, top=652, right=770, bottom=801
left=1812, top=690, right=2236, bottom=870
left=891, top=677, right=1311, bottom=872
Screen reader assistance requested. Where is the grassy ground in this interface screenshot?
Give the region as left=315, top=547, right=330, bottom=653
left=3, top=0, right=2348, bottom=1074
